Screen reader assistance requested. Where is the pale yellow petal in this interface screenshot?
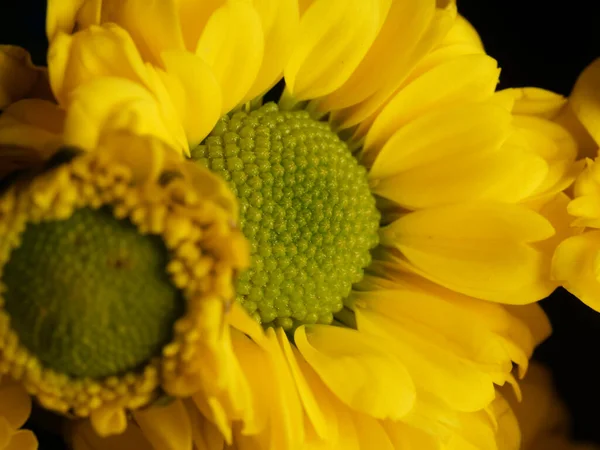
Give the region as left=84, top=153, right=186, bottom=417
left=133, top=400, right=192, bottom=450
left=294, top=325, right=416, bottom=420
left=381, top=202, right=556, bottom=303
left=196, top=1, right=264, bottom=113
left=569, top=57, right=600, bottom=146
left=364, top=54, right=500, bottom=154
left=285, top=0, right=391, bottom=100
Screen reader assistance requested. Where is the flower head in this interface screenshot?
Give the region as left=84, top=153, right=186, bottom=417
left=0, top=0, right=582, bottom=449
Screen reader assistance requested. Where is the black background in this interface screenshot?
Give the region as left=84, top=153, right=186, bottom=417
left=1, top=0, right=599, bottom=448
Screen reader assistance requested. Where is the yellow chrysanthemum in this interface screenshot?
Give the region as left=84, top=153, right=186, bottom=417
left=552, top=58, right=600, bottom=310
left=0, top=0, right=583, bottom=449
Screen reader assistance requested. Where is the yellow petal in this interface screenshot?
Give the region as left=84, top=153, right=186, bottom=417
left=160, top=50, right=222, bottom=145
left=285, top=0, right=391, bottom=100
left=441, top=14, right=484, bottom=51
left=46, top=0, right=86, bottom=40
left=352, top=282, right=534, bottom=380
left=317, top=0, right=435, bottom=111
left=382, top=420, right=439, bottom=450
left=101, top=0, right=186, bottom=65
left=365, top=54, right=500, bottom=154
left=552, top=231, right=600, bottom=312
left=351, top=414, right=395, bottom=450
left=0, top=381, right=31, bottom=430
left=182, top=400, right=226, bottom=450
left=70, top=420, right=154, bottom=450
left=0, top=99, right=65, bottom=156
left=294, top=325, right=416, bottom=420
left=89, top=406, right=127, bottom=437
left=244, top=0, right=300, bottom=101
left=4, top=429, right=38, bottom=450
left=196, top=1, right=264, bottom=113
left=369, top=102, right=511, bottom=180
left=48, top=24, right=151, bottom=106
left=63, top=77, right=188, bottom=154
left=381, top=202, right=556, bottom=303
left=0, top=46, right=46, bottom=108
left=371, top=141, right=547, bottom=209
left=174, top=0, right=223, bottom=51
left=354, top=303, right=497, bottom=412
left=133, top=400, right=192, bottom=450
left=510, top=115, right=578, bottom=200
left=569, top=57, right=600, bottom=146
left=331, top=1, right=457, bottom=130
left=509, top=87, right=567, bottom=119
left=277, top=328, right=339, bottom=443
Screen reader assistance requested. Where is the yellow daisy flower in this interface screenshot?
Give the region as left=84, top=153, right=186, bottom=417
left=0, top=0, right=582, bottom=449
left=0, top=376, right=37, bottom=450
left=552, top=58, right=600, bottom=309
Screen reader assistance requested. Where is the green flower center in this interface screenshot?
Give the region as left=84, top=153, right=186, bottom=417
left=191, top=103, right=379, bottom=329
left=2, top=206, right=185, bottom=379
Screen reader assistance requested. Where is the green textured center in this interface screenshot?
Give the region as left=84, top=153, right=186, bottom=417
left=191, top=103, right=380, bottom=329
left=2, top=207, right=185, bottom=379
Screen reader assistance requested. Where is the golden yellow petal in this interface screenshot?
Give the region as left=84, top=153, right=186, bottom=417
left=294, top=325, right=416, bottom=420
left=364, top=53, right=500, bottom=154
left=552, top=231, right=600, bottom=312
left=196, top=1, right=264, bottom=113
left=63, top=77, right=188, bottom=154
left=0, top=381, right=31, bottom=430
left=569, top=58, right=600, bottom=147
left=46, top=0, right=86, bottom=40
left=160, top=50, right=222, bottom=146
left=317, top=0, right=436, bottom=111
left=369, top=102, right=511, bottom=181
left=0, top=46, right=46, bottom=108
left=381, top=202, right=556, bottom=303
left=285, top=0, right=391, bottom=100
left=47, top=24, right=151, bottom=106
left=132, top=400, right=192, bottom=450
left=244, top=0, right=300, bottom=101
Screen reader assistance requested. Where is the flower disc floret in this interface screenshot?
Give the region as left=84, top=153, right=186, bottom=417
left=191, top=103, right=380, bottom=329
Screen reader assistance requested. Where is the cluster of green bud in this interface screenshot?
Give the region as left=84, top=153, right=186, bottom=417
left=191, top=103, right=380, bottom=329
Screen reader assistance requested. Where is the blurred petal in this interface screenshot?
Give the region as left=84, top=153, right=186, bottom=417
left=0, top=46, right=47, bottom=108
left=569, top=57, right=600, bottom=146
left=133, top=400, right=192, bottom=450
